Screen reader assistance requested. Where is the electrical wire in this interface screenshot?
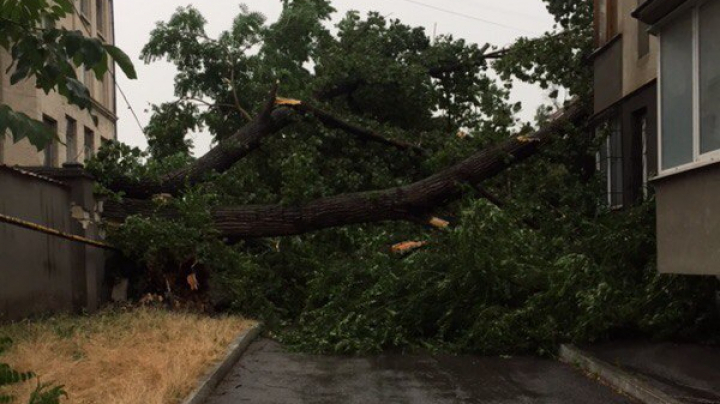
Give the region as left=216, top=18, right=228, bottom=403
left=397, top=0, right=540, bottom=35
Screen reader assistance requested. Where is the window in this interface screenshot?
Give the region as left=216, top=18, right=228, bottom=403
left=660, top=10, right=693, bottom=170
left=597, top=118, right=624, bottom=207
left=595, top=0, right=618, bottom=46
left=640, top=113, right=649, bottom=196
left=96, top=0, right=105, bottom=37
left=65, top=117, right=78, bottom=163
left=80, top=0, right=91, bottom=18
left=633, top=110, right=650, bottom=198
left=699, top=0, right=720, bottom=153
left=42, top=15, right=56, bottom=29
left=658, top=0, right=720, bottom=172
left=43, top=116, right=58, bottom=167
left=84, top=128, right=95, bottom=160
left=98, top=74, right=107, bottom=107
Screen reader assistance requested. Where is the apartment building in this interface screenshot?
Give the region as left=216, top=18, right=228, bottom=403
left=632, top=0, right=720, bottom=275
left=592, top=0, right=659, bottom=209
left=0, top=0, right=117, bottom=167
left=595, top=0, right=720, bottom=275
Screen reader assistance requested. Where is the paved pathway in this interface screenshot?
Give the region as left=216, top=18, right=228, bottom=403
left=585, top=341, right=720, bottom=404
left=206, top=338, right=633, bottom=404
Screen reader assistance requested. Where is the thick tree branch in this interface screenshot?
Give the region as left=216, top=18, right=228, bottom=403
left=105, top=102, right=587, bottom=237
left=108, top=109, right=294, bottom=199
left=279, top=99, right=425, bottom=155
left=212, top=102, right=586, bottom=238
left=229, top=66, right=253, bottom=122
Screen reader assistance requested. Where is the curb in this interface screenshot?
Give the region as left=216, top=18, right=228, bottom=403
left=181, top=323, right=264, bottom=404
left=559, top=344, right=683, bottom=404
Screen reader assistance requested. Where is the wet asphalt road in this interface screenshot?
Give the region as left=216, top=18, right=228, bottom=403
left=206, top=338, right=633, bottom=404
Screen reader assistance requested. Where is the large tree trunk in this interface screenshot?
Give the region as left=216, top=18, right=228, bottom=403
left=105, top=102, right=587, bottom=238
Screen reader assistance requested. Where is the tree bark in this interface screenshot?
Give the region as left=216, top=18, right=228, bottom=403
left=289, top=102, right=426, bottom=154
left=105, top=102, right=586, bottom=238
left=212, top=103, right=584, bottom=238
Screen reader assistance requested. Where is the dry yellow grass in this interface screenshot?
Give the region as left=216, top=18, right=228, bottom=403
left=0, top=308, right=255, bottom=404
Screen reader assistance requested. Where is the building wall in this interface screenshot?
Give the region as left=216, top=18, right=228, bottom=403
left=593, top=0, right=660, bottom=209
left=0, top=166, right=108, bottom=320
left=593, top=37, right=624, bottom=114
left=594, top=0, right=659, bottom=115
left=656, top=163, right=720, bottom=275
left=0, top=0, right=117, bottom=168
left=620, top=0, right=659, bottom=97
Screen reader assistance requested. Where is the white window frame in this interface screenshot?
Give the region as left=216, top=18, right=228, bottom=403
left=656, top=0, right=720, bottom=178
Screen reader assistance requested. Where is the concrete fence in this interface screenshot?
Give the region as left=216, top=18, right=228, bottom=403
left=0, top=165, right=108, bottom=321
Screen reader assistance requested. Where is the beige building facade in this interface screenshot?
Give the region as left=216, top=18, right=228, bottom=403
left=0, top=0, right=117, bottom=167
left=593, top=0, right=660, bottom=208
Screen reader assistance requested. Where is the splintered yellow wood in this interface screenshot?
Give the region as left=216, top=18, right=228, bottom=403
left=429, top=217, right=450, bottom=229
left=275, top=97, right=303, bottom=106
left=516, top=135, right=540, bottom=143
left=391, top=241, right=429, bottom=254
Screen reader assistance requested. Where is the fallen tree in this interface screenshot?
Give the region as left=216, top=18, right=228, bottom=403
left=104, top=101, right=586, bottom=237
left=212, top=102, right=583, bottom=238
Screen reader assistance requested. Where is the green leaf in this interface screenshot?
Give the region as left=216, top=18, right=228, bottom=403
left=62, top=30, right=86, bottom=57
left=3, top=107, right=54, bottom=149
left=104, top=44, right=137, bottom=79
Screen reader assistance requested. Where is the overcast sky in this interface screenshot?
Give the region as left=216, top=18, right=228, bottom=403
left=114, top=0, right=556, bottom=156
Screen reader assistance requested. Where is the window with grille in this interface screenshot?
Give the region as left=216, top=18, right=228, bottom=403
left=66, top=117, right=78, bottom=164
left=595, top=0, right=618, bottom=46
left=84, top=128, right=95, bottom=161
left=43, top=116, right=58, bottom=167
left=597, top=117, right=624, bottom=208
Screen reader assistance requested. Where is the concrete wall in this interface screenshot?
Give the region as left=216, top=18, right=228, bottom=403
left=620, top=0, right=659, bottom=98
left=594, top=37, right=624, bottom=114
left=655, top=163, right=720, bottom=275
left=0, top=0, right=117, bottom=167
left=594, top=0, right=659, bottom=115
left=0, top=166, right=108, bottom=321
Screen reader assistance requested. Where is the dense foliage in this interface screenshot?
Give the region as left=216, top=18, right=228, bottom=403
left=92, top=0, right=719, bottom=355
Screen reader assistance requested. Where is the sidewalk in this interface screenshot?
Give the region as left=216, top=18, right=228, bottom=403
left=562, top=341, right=720, bottom=404
left=206, top=338, right=632, bottom=404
